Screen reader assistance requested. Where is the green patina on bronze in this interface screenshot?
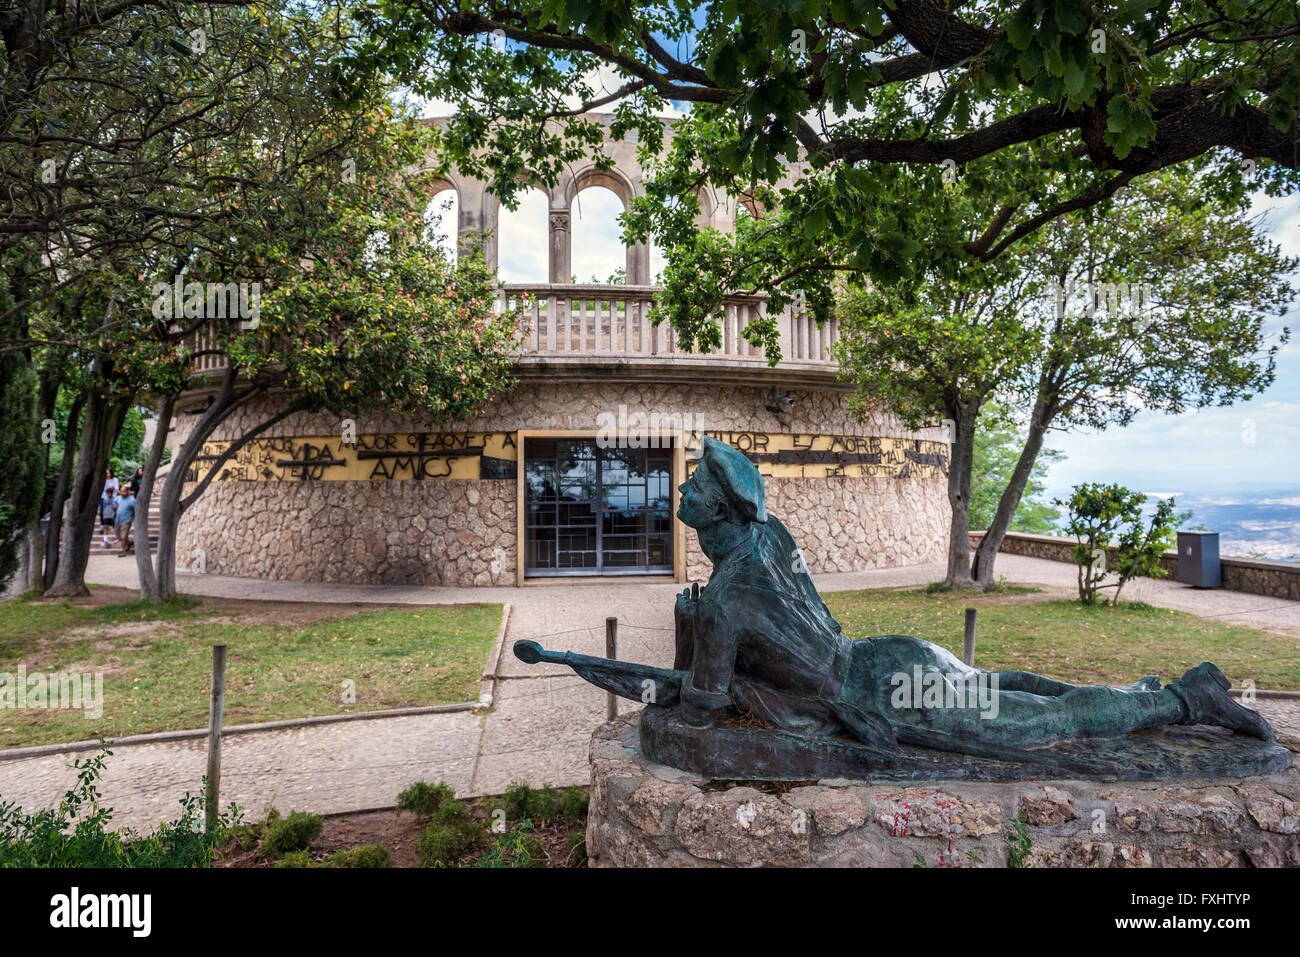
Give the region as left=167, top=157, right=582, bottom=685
left=513, top=437, right=1291, bottom=780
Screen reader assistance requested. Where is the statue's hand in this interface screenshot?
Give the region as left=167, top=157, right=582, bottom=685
left=675, top=582, right=699, bottom=620
left=674, top=589, right=696, bottom=624
left=673, top=584, right=699, bottom=672
left=680, top=684, right=730, bottom=729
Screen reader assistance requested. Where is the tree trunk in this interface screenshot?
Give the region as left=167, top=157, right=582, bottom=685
left=943, top=403, right=981, bottom=589
left=42, top=391, right=84, bottom=590
left=45, top=377, right=128, bottom=598
left=148, top=375, right=302, bottom=601
left=154, top=403, right=226, bottom=600
left=135, top=393, right=175, bottom=601
left=149, top=368, right=244, bottom=601
left=11, top=522, right=43, bottom=595
left=971, top=403, right=1051, bottom=590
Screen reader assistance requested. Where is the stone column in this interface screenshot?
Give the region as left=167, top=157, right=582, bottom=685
left=548, top=209, right=571, bottom=284
left=458, top=178, right=499, bottom=273
left=626, top=241, right=650, bottom=285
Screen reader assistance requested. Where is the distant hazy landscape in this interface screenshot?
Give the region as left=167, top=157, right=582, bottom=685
left=1042, top=483, right=1300, bottom=562
left=1158, top=490, right=1300, bottom=562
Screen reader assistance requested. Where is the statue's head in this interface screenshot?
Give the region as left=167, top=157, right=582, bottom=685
left=677, top=437, right=767, bottom=531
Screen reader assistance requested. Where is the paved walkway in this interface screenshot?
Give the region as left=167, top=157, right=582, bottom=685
left=0, top=553, right=1296, bottom=833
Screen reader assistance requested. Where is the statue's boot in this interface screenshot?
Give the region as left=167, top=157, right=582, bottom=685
left=1168, top=662, right=1274, bottom=741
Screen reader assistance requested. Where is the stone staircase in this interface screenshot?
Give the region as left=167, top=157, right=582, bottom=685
left=92, top=533, right=157, bottom=554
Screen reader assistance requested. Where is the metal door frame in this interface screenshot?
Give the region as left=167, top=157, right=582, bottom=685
left=523, top=437, right=674, bottom=578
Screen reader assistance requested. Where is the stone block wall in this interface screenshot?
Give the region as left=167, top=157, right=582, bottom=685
left=175, top=479, right=517, bottom=586
left=588, top=715, right=1300, bottom=868
left=172, top=380, right=951, bottom=586
left=684, top=475, right=951, bottom=582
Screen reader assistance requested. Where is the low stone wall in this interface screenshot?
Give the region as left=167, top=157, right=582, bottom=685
left=1221, top=556, right=1300, bottom=602
left=587, top=715, right=1300, bottom=867
left=175, top=479, right=517, bottom=587
left=973, top=532, right=1300, bottom=601
left=685, top=476, right=949, bottom=581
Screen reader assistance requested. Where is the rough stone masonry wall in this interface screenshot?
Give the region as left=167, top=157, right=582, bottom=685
left=588, top=715, right=1300, bottom=867
left=690, top=474, right=950, bottom=583
left=173, top=380, right=950, bottom=586
left=973, top=532, right=1300, bottom=602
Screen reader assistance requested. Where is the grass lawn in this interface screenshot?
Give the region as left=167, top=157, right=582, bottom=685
left=0, top=589, right=502, bottom=749
left=823, top=587, right=1300, bottom=691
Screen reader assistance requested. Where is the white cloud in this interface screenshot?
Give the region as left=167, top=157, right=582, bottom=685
left=497, top=189, right=550, bottom=283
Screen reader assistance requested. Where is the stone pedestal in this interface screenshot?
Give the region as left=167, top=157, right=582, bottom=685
left=587, top=714, right=1300, bottom=867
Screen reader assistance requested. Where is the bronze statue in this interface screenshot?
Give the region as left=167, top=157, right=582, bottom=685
left=515, top=437, right=1288, bottom=780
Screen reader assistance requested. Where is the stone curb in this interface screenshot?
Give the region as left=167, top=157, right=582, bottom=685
left=1230, top=689, right=1300, bottom=700
left=0, top=602, right=514, bottom=763
left=479, top=602, right=512, bottom=707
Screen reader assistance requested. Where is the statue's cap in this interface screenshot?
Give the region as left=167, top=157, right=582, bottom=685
left=700, top=436, right=766, bottom=523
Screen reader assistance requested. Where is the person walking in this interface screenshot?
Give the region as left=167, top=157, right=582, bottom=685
left=130, top=467, right=143, bottom=496
left=113, top=486, right=136, bottom=556
left=99, top=487, right=116, bottom=548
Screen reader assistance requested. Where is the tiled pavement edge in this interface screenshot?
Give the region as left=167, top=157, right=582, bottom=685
left=0, top=553, right=1295, bottom=832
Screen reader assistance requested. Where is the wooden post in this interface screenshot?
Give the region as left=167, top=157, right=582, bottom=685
left=205, top=643, right=227, bottom=833
left=962, top=608, right=977, bottom=667
left=605, top=617, right=618, bottom=721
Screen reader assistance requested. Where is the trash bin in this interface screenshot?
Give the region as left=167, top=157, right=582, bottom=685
left=1177, top=531, right=1221, bottom=588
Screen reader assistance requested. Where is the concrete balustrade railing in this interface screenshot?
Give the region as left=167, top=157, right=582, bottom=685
left=186, top=283, right=841, bottom=378
left=505, top=282, right=838, bottom=366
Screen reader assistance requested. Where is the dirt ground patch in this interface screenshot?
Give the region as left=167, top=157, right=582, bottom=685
left=217, top=800, right=587, bottom=869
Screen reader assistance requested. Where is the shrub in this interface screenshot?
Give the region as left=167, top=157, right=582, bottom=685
left=502, top=782, right=533, bottom=822
left=274, top=849, right=316, bottom=869
left=396, top=781, right=457, bottom=816
left=500, top=782, right=588, bottom=825
left=526, top=784, right=563, bottom=825
left=260, top=810, right=324, bottom=858
left=272, top=843, right=392, bottom=868
left=0, top=745, right=241, bottom=868
left=328, top=844, right=392, bottom=868
left=559, top=786, right=589, bottom=822
left=478, top=820, right=545, bottom=868
left=417, top=820, right=483, bottom=867
left=430, top=799, right=473, bottom=827
left=225, top=821, right=264, bottom=851
left=1057, top=483, right=1184, bottom=605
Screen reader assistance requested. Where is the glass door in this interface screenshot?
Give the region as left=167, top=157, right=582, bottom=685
left=524, top=438, right=673, bottom=577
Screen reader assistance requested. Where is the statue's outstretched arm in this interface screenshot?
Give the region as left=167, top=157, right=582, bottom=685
left=680, top=599, right=738, bottom=726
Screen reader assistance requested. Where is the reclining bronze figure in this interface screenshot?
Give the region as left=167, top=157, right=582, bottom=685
left=515, top=437, right=1289, bottom=781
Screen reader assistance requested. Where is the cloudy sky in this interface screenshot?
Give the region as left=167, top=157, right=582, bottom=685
left=1042, top=191, right=1299, bottom=501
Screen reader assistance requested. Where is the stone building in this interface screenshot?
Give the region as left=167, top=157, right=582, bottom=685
left=173, top=116, right=951, bottom=587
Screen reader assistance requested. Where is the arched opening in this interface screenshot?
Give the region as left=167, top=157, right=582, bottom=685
left=497, top=186, right=550, bottom=284
left=571, top=185, right=627, bottom=284
left=423, top=186, right=459, bottom=263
